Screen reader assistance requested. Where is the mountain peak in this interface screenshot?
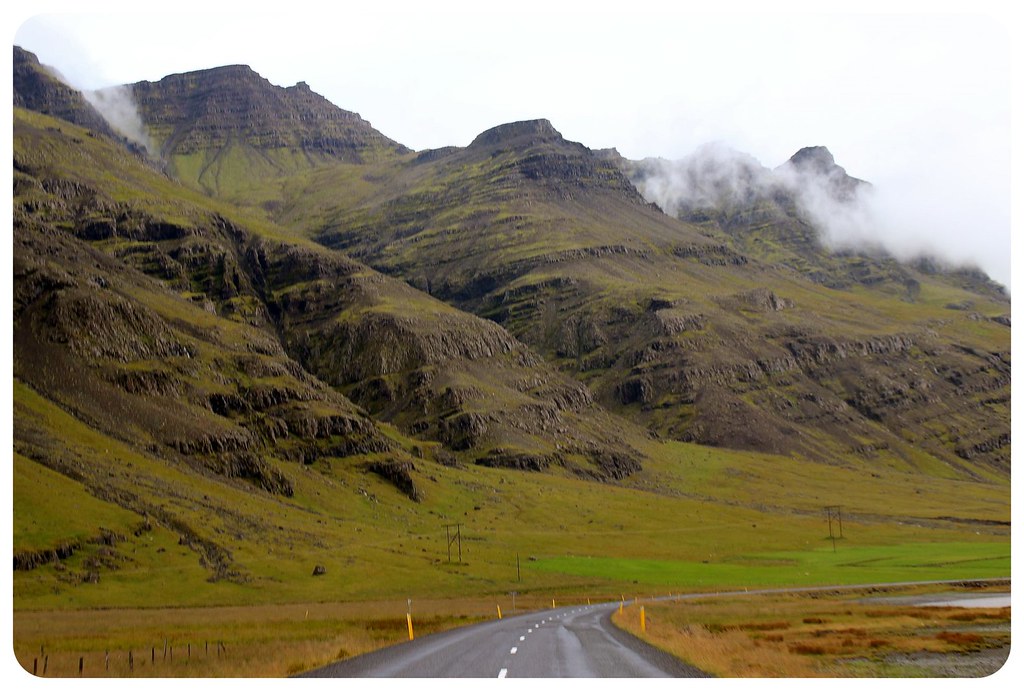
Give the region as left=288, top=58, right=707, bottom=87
left=786, top=146, right=837, bottom=175
left=777, top=145, right=869, bottom=202
left=129, top=62, right=409, bottom=181
left=469, top=119, right=562, bottom=149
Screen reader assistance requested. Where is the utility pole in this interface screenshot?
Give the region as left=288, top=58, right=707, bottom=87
left=825, top=505, right=843, bottom=551
left=445, top=523, right=462, bottom=563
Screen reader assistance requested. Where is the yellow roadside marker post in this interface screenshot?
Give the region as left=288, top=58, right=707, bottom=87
left=497, top=605, right=502, bottom=620
left=640, top=606, right=646, bottom=633
left=407, top=613, right=414, bottom=641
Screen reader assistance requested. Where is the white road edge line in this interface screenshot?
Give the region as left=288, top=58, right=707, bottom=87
left=498, top=668, right=508, bottom=678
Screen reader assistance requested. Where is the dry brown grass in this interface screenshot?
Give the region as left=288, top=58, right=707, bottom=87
left=612, top=585, right=1010, bottom=677
left=12, top=597, right=523, bottom=678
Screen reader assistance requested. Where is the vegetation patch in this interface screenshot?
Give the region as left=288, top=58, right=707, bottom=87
left=611, top=582, right=1009, bottom=677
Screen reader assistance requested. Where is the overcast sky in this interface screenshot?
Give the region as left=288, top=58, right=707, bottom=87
left=7, top=0, right=1019, bottom=290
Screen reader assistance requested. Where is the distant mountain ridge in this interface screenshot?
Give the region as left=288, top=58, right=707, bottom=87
left=12, top=46, right=1010, bottom=483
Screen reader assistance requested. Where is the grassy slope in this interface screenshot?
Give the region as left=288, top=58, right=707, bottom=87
left=14, top=382, right=1009, bottom=610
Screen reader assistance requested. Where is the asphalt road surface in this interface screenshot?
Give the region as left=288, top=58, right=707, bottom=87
left=301, top=602, right=708, bottom=678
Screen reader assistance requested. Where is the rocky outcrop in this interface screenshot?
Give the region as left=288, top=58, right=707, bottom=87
left=41, top=288, right=194, bottom=362
left=170, top=428, right=256, bottom=456
left=711, top=288, right=794, bottom=314
left=295, top=311, right=521, bottom=385
left=672, top=243, right=748, bottom=266
left=438, top=412, right=490, bottom=451
left=474, top=449, right=552, bottom=472
left=207, top=452, right=294, bottom=496
left=14, top=540, right=80, bottom=571
left=367, top=460, right=421, bottom=501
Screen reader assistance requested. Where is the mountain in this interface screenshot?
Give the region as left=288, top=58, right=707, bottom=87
left=14, top=48, right=1010, bottom=482
left=130, top=64, right=410, bottom=200
left=242, top=117, right=1007, bottom=477
left=11, top=55, right=664, bottom=587
left=11, top=49, right=1009, bottom=615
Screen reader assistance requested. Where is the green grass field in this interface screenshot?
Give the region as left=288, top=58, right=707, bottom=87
left=531, top=542, right=1010, bottom=592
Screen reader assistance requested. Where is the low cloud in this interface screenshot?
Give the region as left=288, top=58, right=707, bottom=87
left=82, top=85, right=154, bottom=155
left=633, top=144, right=1007, bottom=291
left=36, top=59, right=154, bottom=156
left=633, top=143, right=773, bottom=219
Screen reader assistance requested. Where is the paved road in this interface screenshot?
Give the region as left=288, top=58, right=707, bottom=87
left=301, top=602, right=708, bottom=678
left=301, top=578, right=1008, bottom=678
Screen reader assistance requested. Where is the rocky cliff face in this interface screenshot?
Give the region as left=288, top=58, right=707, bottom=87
left=131, top=64, right=409, bottom=162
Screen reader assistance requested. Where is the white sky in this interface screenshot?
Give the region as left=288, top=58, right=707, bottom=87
left=5, top=0, right=1020, bottom=290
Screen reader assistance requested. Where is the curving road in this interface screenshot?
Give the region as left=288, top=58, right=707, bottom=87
left=300, top=602, right=708, bottom=678
left=300, top=578, right=1008, bottom=678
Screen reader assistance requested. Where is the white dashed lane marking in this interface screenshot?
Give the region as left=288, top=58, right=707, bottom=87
left=511, top=647, right=518, bottom=655
left=519, top=636, right=525, bottom=641
left=498, top=668, right=508, bottom=678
